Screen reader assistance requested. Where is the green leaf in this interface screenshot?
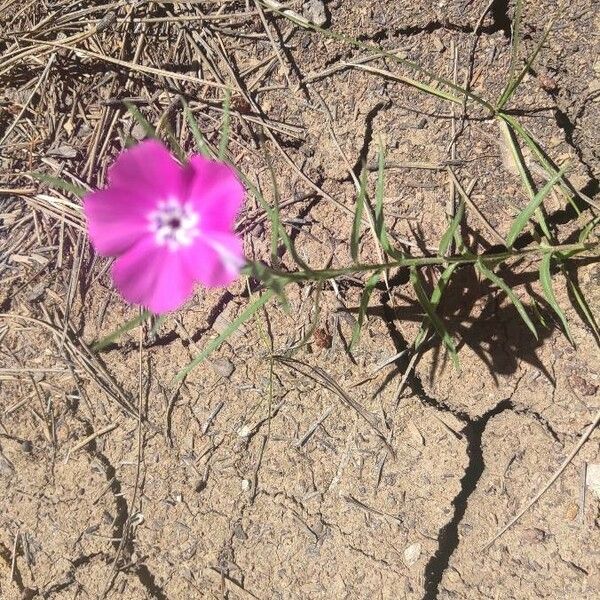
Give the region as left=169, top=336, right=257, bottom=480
left=218, top=90, right=231, bottom=160
left=410, top=266, right=458, bottom=365
left=497, top=11, right=560, bottom=109
left=476, top=259, right=538, bottom=339
left=498, top=118, right=552, bottom=240
left=175, top=289, right=275, bottom=381
left=506, top=163, right=568, bottom=248
left=373, top=144, right=403, bottom=260
left=564, top=271, right=599, bottom=339
left=350, top=270, right=381, bottom=350
left=124, top=101, right=156, bottom=138
left=507, top=0, right=523, bottom=85
left=414, top=263, right=459, bottom=349
left=351, top=167, right=367, bottom=262
left=30, top=172, right=87, bottom=198
left=92, top=310, right=151, bottom=352
left=181, top=97, right=212, bottom=157
left=539, top=254, right=573, bottom=343
left=438, top=199, right=465, bottom=256
left=579, top=216, right=600, bottom=243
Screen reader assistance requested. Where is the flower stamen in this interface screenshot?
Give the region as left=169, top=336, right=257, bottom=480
left=148, top=199, right=200, bottom=251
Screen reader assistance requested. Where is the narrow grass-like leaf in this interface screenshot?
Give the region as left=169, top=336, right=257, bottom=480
left=181, top=97, right=212, bottom=157
left=564, top=270, right=599, bottom=339
left=507, top=0, right=523, bottom=85
left=218, top=90, right=231, bottom=160
left=476, top=259, right=538, bottom=339
left=501, top=114, right=588, bottom=212
left=30, top=172, right=87, bottom=198
left=263, top=1, right=493, bottom=112
left=124, top=101, right=156, bottom=138
left=410, top=266, right=458, bottom=365
left=92, top=310, right=151, bottom=352
left=498, top=118, right=552, bottom=240
left=579, top=216, right=600, bottom=243
left=351, top=167, right=367, bottom=262
left=175, top=289, right=275, bottom=381
left=539, top=254, right=573, bottom=343
left=506, top=164, right=568, bottom=248
left=497, top=12, right=559, bottom=109
left=350, top=270, right=381, bottom=350
left=414, top=262, right=459, bottom=349
left=439, top=199, right=465, bottom=256
left=373, top=144, right=403, bottom=260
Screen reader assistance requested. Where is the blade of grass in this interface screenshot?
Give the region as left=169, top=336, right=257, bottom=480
left=261, top=0, right=494, bottom=113
left=539, top=254, right=573, bottom=343
left=439, top=199, right=465, bottom=256
left=124, top=101, right=156, bottom=138
left=175, top=289, right=275, bottom=381
left=507, top=0, right=523, bottom=85
left=502, top=113, right=599, bottom=211
left=181, top=97, right=211, bottom=156
left=476, top=259, right=538, bottom=339
left=218, top=90, right=231, bottom=160
left=506, top=163, right=568, bottom=248
left=30, top=172, right=87, bottom=198
left=350, top=270, right=381, bottom=350
left=92, top=310, right=151, bottom=352
left=497, top=11, right=560, bottom=109
left=498, top=118, right=552, bottom=240
left=410, top=266, right=458, bottom=365
left=374, top=144, right=403, bottom=260
left=414, top=262, right=459, bottom=349
left=563, top=270, right=599, bottom=340
left=351, top=167, right=367, bottom=262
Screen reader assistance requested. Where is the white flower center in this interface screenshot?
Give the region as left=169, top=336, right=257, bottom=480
left=148, top=199, right=200, bottom=251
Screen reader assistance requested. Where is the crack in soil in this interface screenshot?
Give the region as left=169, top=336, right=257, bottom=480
left=422, top=398, right=514, bottom=600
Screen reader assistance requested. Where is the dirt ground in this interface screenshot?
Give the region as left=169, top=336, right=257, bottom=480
left=1, top=1, right=599, bottom=599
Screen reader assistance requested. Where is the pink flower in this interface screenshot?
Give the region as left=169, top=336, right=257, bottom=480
left=84, top=140, right=245, bottom=313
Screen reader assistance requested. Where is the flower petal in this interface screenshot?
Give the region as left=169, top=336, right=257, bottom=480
left=183, top=231, right=244, bottom=288
left=84, top=188, right=152, bottom=256
left=112, top=236, right=195, bottom=314
left=108, top=139, right=185, bottom=200
left=186, top=155, right=244, bottom=232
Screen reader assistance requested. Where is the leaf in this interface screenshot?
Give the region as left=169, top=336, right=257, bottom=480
left=539, top=254, right=573, bottom=343
left=564, top=270, right=599, bottom=339
left=506, top=163, right=568, bottom=248
left=507, top=0, right=523, bottom=85
left=373, top=144, right=403, bottom=260
left=498, top=118, right=552, bottom=240
left=497, top=11, right=560, bottom=109
left=351, top=167, right=367, bottom=262
left=30, top=172, right=87, bottom=198
left=181, top=97, right=212, bottom=157
left=579, top=216, right=600, bottom=243
left=410, top=266, right=458, bottom=365
left=476, top=259, right=538, bottom=339
left=350, top=270, right=381, bottom=350
left=92, top=310, right=151, bottom=352
left=414, top=263, right=459, bottom=349
left=438, top=199, right=465, bottom=256
left=175, top=289, right=275, bottom=381
left=218, top=90, right=231, bottom=160
left=124, top=101, right=156, bottom=138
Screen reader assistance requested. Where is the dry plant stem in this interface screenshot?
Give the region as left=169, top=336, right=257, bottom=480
left=484, top=407, right=600, bottom=550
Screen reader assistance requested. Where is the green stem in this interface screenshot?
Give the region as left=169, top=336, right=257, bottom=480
left=249, top=241, right=599, bottom=284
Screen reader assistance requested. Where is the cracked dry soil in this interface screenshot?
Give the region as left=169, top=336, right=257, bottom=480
left=1, top=1, right=600, bottom=599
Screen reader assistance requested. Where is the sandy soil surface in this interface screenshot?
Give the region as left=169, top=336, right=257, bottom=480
left=1, top=1, right=599, bottom=599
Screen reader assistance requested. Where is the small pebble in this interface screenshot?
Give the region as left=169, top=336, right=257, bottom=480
left=211, top=357, right=235, bottom=378
left=403, top=542, right=421, bottom=565
left=303, top=0, right=328, bottom=27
